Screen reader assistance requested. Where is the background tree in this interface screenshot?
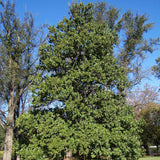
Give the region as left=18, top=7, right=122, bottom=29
left=94, top=2, right=156, bottom=88
left=127, top=84, right=159, bottom=119
left=139, top=103, right=160, bottom=155
left=127, top=84, right=160, bottom=154
left=17, top=2, right=142, bottom=159
left=152, top=56, right=160, bottom=79
left=0, top=1, right=41, bottom=159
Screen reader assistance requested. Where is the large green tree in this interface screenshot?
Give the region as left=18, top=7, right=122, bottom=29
left=17, top=2, right=142, bottom=159
left=0, top=1, right=40, bottom=159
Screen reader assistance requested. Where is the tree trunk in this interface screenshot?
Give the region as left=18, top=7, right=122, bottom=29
left=3, top=90, right=15, bottom=160
left=3, top=115, right=14, bottom=160
left=156, top=143, right=159, bottom=153
left=64, top=150, right=72, bottom=160
left=16, top=155, right=20, bottom=160
left=144, top=144, right=149, bottom=155
left=14, top=100, right=21, bottom=160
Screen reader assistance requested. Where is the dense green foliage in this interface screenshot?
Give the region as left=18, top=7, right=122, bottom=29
left=17, top=108, right=141, bottom=160
left=17, top=2, right=142, bottom=159
left=16, top=111, right=70, bottom=159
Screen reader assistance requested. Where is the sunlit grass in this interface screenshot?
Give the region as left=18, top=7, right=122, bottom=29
left=0, top=151, right=3, bottom=158
left=139, top=156, right=160, bottom=160
left=0, top=151, right=160, bottom=160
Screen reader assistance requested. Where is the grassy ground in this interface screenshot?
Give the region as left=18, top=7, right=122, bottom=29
left=0, top=151, right=160, bottom=160
left=0, top=151, right=3, bottom=160
left=139, top=156, right=160, bottom=160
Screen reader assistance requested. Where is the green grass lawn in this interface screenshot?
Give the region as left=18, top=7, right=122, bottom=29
left=0, top=151, right=3, bottom=160
left=139, top=156, right=160, bottom=160
left=1, top=151, right=160, bottom=160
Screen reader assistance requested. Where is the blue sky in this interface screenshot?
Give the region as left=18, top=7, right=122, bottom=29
left=14, top=0, right=160, bottom=88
